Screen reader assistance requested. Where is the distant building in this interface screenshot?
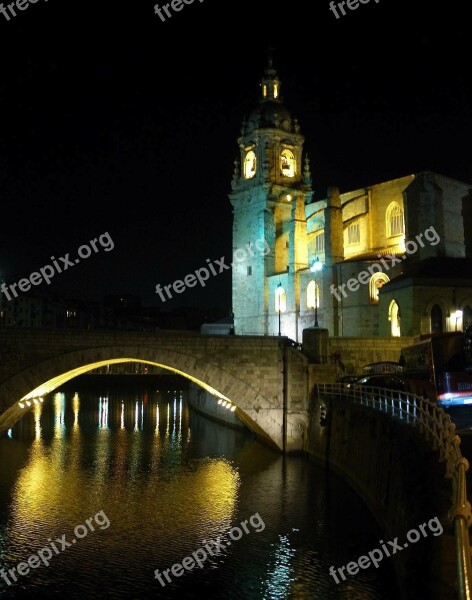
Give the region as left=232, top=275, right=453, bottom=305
left=0, top=293, right=43, bottom=327
left=0, top=289, right=227, bottom=332
left=0, top=291, right=158, bottom=331
left=229, top=60, right=472, bottom=340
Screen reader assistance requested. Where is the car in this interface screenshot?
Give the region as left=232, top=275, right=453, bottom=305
left=349, top=374, right=407, bottom=406
left=338, top=374, right=362, bottom=384
left=354, top=374, right=406, bottom=391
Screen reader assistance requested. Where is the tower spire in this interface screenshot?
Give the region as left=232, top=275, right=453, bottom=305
left=267, top=45, right=275, bottom=70
left=260, top=48, right=281, bottom=103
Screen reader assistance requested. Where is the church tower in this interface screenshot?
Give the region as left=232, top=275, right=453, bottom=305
left=229, top=58, right=313, bottom=337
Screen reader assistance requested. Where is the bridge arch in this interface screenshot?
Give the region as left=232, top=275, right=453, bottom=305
left=0, top=345, right=281, bottom=448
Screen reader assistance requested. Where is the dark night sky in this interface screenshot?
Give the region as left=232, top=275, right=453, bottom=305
left=0, top=0, right=470, bottom=313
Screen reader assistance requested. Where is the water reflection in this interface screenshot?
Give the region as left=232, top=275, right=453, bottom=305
left=0, top=384, right=399, bottom=599
left=262, top=533, right=296, bottom=599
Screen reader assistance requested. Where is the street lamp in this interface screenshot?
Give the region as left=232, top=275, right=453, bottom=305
left=276, top=282, right=286, bottom=336
left=310, top=257, right=323, bottom=327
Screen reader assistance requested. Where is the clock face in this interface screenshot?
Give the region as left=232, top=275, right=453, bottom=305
left=280, top=149, right=296, bottom=178
left=244, top=150, right=257, bottom=179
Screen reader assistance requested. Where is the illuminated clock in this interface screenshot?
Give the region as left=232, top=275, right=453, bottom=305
left=244, top=150, right=257, bottom=179
left=280, top=149, right=296, bottom=178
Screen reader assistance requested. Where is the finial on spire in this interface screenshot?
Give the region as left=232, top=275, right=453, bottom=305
left=267, top=46, right=275, bottom=70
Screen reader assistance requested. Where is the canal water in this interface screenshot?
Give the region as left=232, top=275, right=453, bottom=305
left=0, top=382, right=400, bottom=599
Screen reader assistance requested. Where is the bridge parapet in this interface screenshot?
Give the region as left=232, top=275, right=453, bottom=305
left=310, top=383, right=472, bottom=600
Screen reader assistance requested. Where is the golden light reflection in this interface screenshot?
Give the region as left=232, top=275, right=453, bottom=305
left=7, top=389, right=241, bottom=560
left=195, top=460, right=240, bottom=526
left=54, top=392, right=65, bottom=437
left=179, top=397, right=182, bottom=432
left=143, top=457, right=240, bottom=543
left=173, top=398, right=177, bottom=438
left=73, top=393, right=80, bottom=429
left=134, top=400, right=139, bottom=431
left=34, top=402, right=41, bottom=439
left=166, top=403, right=170, bottom=438
left=155, top=401, right=159, bottom=434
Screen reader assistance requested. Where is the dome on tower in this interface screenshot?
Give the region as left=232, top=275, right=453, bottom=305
left=246, top=101, right=293, bottom=132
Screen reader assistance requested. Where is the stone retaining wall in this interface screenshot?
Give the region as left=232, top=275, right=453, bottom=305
left=329, top=336, right=417, bottom=374
left=305, top=391, right=457, bottom=600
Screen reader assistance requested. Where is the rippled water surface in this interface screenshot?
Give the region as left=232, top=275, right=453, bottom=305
left=0, top=382, right=399, bottom=599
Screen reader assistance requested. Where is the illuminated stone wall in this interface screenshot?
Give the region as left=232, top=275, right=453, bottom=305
left=229, top=66, right=472, bottom=340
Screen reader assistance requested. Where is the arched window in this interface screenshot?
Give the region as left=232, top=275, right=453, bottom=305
left=275, top=285, right=286, bottom=313
left=315, top=233, right=325, bottom=254
left=244, top=150, right=257, bottom=179
left=464, top=305, right=472, bottom=329
left=347, top=221, right=360, bottom=245
left=386, top=202, right=404, bottom=237
left=280, top=149, right=296, bottom=178
left=307, top=280, right=320, bottom=310
left=369, top=273, right=390, bottom=304
left=389, top=300, right=401, bottom=337
left=431, top=304, right=443, bottom=333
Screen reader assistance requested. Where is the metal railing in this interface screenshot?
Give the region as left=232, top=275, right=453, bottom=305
left=315, top=383, right=472, bottom=600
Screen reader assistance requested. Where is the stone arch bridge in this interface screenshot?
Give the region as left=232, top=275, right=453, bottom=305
left=0, top=328, right=311, bottom=451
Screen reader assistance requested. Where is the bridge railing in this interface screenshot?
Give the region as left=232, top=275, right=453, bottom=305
left=315, top=382, right=472, bottom=600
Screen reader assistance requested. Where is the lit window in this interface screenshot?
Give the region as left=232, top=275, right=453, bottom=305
left=369, top=273, right=390, bottom=304
left=280, top=149, right=296, bottom=178
left=389, top=300, right=401, bottom=337
left=307, top=280, right=320, bottom=309
left=244, top=150, right=257, bottom=179
left=315, top=233, right=325, bottom=254
left=263, top=84, right=267, bottom=98
left=274, top=83, right=279, bottom=99
left=386, top=202, right=404, bottom=237
left=347, top=221, right=360, bottom=245
left=275, top=285, right=286, bottom=313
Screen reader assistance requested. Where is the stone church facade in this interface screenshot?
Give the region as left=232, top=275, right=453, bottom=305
left=229, top=61, right=472, bottom=341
